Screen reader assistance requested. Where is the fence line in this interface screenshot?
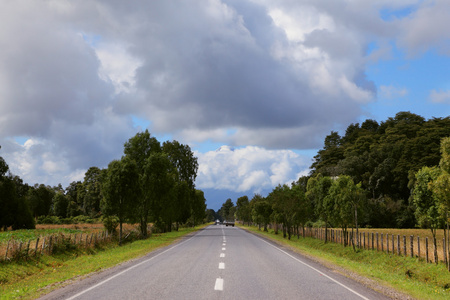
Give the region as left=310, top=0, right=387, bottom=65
left=1, top=231, right=114, bottom=261
left=262, top=224, right=449, bottom=266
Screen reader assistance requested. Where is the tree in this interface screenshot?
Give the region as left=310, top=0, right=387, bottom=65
left=291, top=181, right=311, bottom=238
left=412, top=166, right=442, bottom=263
left=306, top=174, right=333, bottom=241
left=102, top=157, right=139, bottom=245
left=27, top=184, right=55, bottom=219
left=328, top=176, right=366, bottom=249
left=192, top=189, right=206, bottom=226
left=80, top=167, right=103, bottom=217
left=0, top=152, right=34, bottom=230
left=311, top=131, right=344, bottom=176
left=123, top=130, right=161, bottom=237
left=251, top=194, right=272, bottom=231
left=66, top=181, right=83, bottom=217
left=52, top=192, right=69, bottom=218
left=141, top=152, right=176, bottom=233
left=236, top=195, right=251, bottom=225
left=162, top=141, right=198, bottom=227
left=431, top=137, right=450, bottom=269
left=219, top=199, right=235, bottom=221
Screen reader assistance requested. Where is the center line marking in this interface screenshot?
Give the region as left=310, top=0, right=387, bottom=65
left=220, top=253, right=225, bottom=258
left=222, top=247, right=226, bottom=251
left=219, top=262, right=225, bottom=269
left=222, top=243, right=226, bottom=246
left=214, top=278, right=224, bottom=291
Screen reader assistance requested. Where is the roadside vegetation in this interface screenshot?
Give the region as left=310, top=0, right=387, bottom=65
left=0, top=130, right=208, bottom=238
left=0, top=225, right=205, bottom=299
left=242, top=224, right=450, bottom=300
left=221, top=112, right=450, bottom=268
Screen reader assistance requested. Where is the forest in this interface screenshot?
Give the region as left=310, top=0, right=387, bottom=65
left=0, top=130, right=207, bottom=243
left=220, top=112, right=450, bottom=246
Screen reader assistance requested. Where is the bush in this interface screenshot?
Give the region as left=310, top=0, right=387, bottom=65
left=71, top=215, right=96, bottom=224
left=102, top=216, right=119, bottom=235
left=37, top=215, right=61, bottom=225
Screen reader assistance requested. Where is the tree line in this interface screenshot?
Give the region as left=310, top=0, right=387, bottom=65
left=220, top=112, right=450, bottom=251
left=0, top=131, right=207, bottom=243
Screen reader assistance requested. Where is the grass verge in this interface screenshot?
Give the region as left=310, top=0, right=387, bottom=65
left=241, top=225, right=450, bottom=300
left=0, top=225, right=207, bottom=299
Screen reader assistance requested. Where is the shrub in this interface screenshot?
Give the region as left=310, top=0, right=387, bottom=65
left=102, top=216, right=119, bottom=235
left=37, top=215, right=61, bottom=225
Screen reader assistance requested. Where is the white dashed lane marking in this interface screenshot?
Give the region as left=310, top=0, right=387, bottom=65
left=214, top=278, right=224, bottom=291
left=215, top=227, right=227, bottom=292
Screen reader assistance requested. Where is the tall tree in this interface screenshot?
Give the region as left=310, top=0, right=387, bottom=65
left=412, top=166, right=442, bottom=263
left=192, top=189, right=207, bottom=226
left=66, top=181, right=83, bottom=217
left=306, top=174, right=333, bottom=241
left=27, top=184, right=55, bottom=219
left=219, top=199, right=235, bottom=221
left=311, top=131, right=344, bottom=176
left=80, top=167, right=103, bottom=217
left=236, top=195, right=251, bottom=225
left=52, top=192, right=69, bottom=218
left=431, top=137, right=450, bottom=269
left=102, top=157, right=139, bottom=245
left=123, top=130, right=161, bottom=237
left=162, top=140, right=198, bottom=227
left=142, top=152, right=177, bottom=233
left=250, top=194, right=272, bottom=231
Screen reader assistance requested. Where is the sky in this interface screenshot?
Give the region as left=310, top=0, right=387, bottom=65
left=1, top=0, right=449, bottom=211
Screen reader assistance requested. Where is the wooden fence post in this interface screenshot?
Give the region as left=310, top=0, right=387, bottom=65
left=48, top=236, right=53, bottom=255
left=410, top=235, right=414, bottom=258
left=417, top=236, right=420, bottom=260
left=426, top=237, right=429, bottom=263
left=434, top=237, right=438, bottom=264
left=35, top=237, right=40, bottom=257
left=386, top=234, right=389, bottom=253
left=397, top=235, right=400, bottom=255
left=363, top=233, right=366, bottom=249
left=42, top=237, right=46, bottom=255
left=371, top=233, right=374, bottom=250
left=26, top=239, right=31, bottom=259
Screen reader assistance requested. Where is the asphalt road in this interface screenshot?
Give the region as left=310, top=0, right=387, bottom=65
left=40, top=225, right=391, bottom=300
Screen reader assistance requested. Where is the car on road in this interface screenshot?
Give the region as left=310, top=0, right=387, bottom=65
left=224, top=220, right=235, bottom=227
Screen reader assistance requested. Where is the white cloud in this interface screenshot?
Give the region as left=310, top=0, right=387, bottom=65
left=380, top=85, right=408, bottom=99
left=196, top=146, right=308, bottom=193
left=0, top=0, right=449, bottom=190
left=428, top=89, right=450, bottom=104
left=396, top=0, right=450, bottom=56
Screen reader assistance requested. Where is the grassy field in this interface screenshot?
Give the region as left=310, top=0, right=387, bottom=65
left=241, top=225, right=450, bottom=300
left=0, top=225, right=206, bottom=299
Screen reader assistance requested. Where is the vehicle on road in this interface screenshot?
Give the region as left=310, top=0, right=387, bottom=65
left=224, top=220, right=235, bottom=227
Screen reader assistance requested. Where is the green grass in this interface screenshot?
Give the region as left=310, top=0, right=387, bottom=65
left=241, top=225, right=450, bottom=300
left=0, top=225, right=206, bottom=299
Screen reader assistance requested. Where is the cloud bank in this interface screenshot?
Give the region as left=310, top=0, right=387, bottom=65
left=0, top=0, right=449, bottom=192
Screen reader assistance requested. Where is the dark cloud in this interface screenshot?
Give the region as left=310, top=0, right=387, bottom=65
left=1, top=0, right=447, bottom=188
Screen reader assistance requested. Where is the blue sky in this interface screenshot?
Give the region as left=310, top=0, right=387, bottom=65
left=1, top=0, right=449, bottom=211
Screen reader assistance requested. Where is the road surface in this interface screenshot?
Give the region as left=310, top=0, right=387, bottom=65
left=40, top=225, right=391, bottom=300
